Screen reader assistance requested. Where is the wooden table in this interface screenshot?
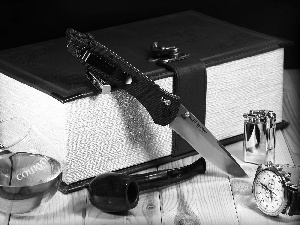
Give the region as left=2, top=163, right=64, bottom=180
left=1, top=70, right=299, bottom=225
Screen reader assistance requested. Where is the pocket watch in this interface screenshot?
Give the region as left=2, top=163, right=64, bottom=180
left=253, top=162, right=300, bottom=216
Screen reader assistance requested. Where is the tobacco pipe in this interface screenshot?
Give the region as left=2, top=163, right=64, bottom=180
left=88, top=157, right=206, bottom=213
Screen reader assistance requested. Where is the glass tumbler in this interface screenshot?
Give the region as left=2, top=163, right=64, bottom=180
left=0, top=117, right=62, bottom=214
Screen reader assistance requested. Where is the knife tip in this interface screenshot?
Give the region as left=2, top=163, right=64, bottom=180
left=231, top=169, right=249, bottom=178
left=227, top=164, right=249, bottom=178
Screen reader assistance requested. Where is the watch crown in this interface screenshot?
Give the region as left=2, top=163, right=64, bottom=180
left=286, top=181, right=293, bottom=186
left=290, top=184, right=298, bottom=190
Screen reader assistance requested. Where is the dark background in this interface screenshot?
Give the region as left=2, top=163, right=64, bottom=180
left=0, top=0, right=299, bottom=68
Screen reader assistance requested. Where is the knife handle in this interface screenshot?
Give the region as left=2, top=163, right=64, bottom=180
left=66, top=28, right=180, bottom=126
left=124, top=80, right=180, bottom=126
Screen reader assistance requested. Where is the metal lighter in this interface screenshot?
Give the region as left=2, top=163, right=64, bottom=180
left=243, top=110, right=276, bottom=164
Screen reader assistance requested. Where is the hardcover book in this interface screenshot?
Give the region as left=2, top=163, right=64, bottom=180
left=0, top=11, right=290, bottom=186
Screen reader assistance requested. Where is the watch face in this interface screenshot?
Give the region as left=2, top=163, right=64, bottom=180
left=253, top=169, right=287, bottom=216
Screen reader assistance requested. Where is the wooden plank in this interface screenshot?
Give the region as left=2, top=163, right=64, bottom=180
left=158, top=155, right=239, bottom=225
left=228, top=131, right=300, bottom=225
left=7, top=189, right=87, bottom=225
left=282, top=69, right=300, bottom=166
left=84, top=168, right=162, bottom=225
left=0, top=211, right=10, bottom=225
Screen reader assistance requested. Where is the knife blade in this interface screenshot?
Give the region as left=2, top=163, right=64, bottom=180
left=171, top=104, right=247, bottom=177
left=66, top=28, right=247, bottom=178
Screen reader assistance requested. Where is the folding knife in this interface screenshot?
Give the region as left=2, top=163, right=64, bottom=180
left=66, top=28, right=247, bottom=178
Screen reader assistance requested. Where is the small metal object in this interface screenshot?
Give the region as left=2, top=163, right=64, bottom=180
left=243, top=110, right=276, bottom=164
left=183, top=111, right=190, bottom=119
left=148, top=42, right=190, bottom=63
left=161, top=97, right=171, bottom=106
left=86, top=70, right=111, bottom=94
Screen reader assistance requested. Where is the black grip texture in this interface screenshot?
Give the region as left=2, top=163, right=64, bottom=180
left=66, top=28, right=180, bottom=126
left=125, top=83, right=180, bottom=126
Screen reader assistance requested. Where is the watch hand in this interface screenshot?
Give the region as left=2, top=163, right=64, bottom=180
left=259, top=182, right=273, bottom=199
left=259, top=182, right=280, bottom=202
left=259, top=182, right=269, bottom=190
left=66, top=29, right=248, bottom=178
